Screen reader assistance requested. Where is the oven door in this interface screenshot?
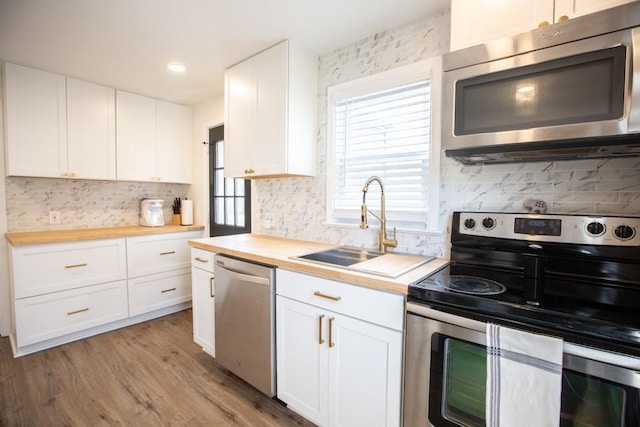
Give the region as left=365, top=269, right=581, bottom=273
left=403, top=302, right=640, bottom=427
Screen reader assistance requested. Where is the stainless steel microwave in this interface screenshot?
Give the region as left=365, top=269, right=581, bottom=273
left=442, top=2, right=640, bottom=164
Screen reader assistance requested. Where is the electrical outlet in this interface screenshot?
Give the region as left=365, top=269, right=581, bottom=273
left=263, top=213, right=274, bottom=230
left=49, top=210, right=61, bottom=225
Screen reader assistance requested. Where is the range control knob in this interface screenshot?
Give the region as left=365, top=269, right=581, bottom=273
left=586, top=222, right=605, bottom=236
left=463, top=218, right=476, bottom=230
left=482, top=217, right=496, bottom=230
left=614, top=225, right=635, bottom=240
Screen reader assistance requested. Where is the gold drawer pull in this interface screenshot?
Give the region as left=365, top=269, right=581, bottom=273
left=194, top=257, right=209, bottom=263
left=318, top=314, right=325, bottom=345
left=313, top=291, right=341, bottom=302
left=161, top=287, right=177, bottom=293
left=328, top=317, right=335, bottom=348
left=65, top=263, right=87, bottom=269
left=160, top=251, right=176, bottom=256
left=67, top=307, right=89, bottom=316
left=210, top=277, right=215, bottom=298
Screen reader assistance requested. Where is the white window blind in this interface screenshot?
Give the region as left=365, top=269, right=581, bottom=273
left=327, top=58, right=441, bottom=232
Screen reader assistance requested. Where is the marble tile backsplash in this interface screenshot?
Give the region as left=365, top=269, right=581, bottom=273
left=5, top=177, right=189, bottom=232
left=252, top=7, right=640, bottom=259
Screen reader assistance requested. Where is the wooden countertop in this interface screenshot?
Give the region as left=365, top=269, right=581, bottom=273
left=5, top=224, right=205, bottom=246
left=189, top=234, right=449, bottom=295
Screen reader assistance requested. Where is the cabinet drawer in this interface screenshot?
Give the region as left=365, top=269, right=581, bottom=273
left=276, top=269, right=404, bottom=331
left=127, top=231, right=202, bottom=277
left=14, top=280, right=128, bottom=347
left=128, top=268, right=192, bottom=316
left=191, top=248, right=215, bottom=273
left=11, top=238, right=126, bottom=299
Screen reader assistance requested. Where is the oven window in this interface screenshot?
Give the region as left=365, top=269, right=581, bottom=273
left=429, top=333, right=636, bottom=427
left=561, top=370, right=625, bottom=427
left=454, top=46, right=626, bottom=135
left=443, top=339, right=486, bottom=425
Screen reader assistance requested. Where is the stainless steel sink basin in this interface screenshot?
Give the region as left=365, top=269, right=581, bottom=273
left=292, top=246, right=384, bottom=267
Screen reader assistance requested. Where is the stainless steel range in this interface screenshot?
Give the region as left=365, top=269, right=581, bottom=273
left=404, top=211, right=640, bottom=427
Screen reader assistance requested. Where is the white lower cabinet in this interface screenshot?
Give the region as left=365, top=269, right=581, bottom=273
left=14, top=280, right=128, bottom=347
left=128, top=268, right=192, bottom=316
left=276, top=269, right=403, bottom=427
left=191, top=248, right=215, bottom=356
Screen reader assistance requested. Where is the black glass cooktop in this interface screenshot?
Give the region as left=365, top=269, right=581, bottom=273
left=410, top=264, right=640, bottom=357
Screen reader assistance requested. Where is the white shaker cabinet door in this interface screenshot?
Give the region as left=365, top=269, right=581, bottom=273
left=155, top=99, right=192, bottom=184
left=116, top=90, right=156, bottom=182
left=4, top=63, right=67, bottom=178
left=191, top=265, right=215, bottom=356
left=328, top=314, right=402, bottom=427
left=67, top=78, right=116, bottom=180
left=276, top=295, right=328, bottom=426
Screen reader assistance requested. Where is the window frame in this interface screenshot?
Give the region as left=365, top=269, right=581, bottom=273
left=325, top=57, right=442, bottom=233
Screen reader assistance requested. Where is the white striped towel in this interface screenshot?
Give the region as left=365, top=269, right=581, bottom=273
left=486, top=323, right=563, bottom=427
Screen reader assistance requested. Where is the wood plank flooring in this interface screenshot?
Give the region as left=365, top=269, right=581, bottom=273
left=0, top=309, right=315, bottom=426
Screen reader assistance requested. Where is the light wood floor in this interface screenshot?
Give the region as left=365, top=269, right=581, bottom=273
left=0, top=309, right=315, bottom=426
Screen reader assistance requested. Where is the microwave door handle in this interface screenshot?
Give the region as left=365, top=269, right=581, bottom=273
left=628, top=27, right=640, bottom=131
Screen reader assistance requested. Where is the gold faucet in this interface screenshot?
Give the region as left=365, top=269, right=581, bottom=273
left=360, top=176, right=398, bottom=253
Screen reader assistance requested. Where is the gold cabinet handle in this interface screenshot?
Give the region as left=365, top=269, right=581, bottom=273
left=69, top=172, right=76, bottom=177
left=538, top=20, right=550, bottom=28
left=210, top=277, right=215, bottom=298
left=244, top=168, right=255, bottom=174
left=161, top=287, right=177, bottom=293
left=160, top=251, right=176, bottom=256
left=194, top=257, right=208, bottom=263
left=557, top=15, right=569, bottom=23
left=65, top=263, right=87, bottom=269
left=61, top=172, right=68, bottom=177
left=67, top=307, right=89, bottom=316
left=328, top=317, right=335, bottom=348
left=313, top=291, right=341, bottom=302
left=318, top=314, right=325, bottom=345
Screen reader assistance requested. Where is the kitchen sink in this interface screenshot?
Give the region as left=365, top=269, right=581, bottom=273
left=292, top=246, right=384, bottom=267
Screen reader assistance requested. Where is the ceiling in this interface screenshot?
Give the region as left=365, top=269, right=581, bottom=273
left=0, top=0, right=450, bottom=106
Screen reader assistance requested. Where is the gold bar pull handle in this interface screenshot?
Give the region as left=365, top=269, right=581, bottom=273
left=194, top=257, right=208, bottom=263
left=313, top=291, right=341, bottom=302
left=160, top=251, right=176, bottom=256
left=65, top=263, right=87, bottom=269
left=328, top=317, right=335, bottom=348
left=210, top=277, right=215, bottom=298
left=67, top=307, right=89, bottom=316
left=318, top=314, right=325, bottom=345
left=161, top=287, right=177, bottom=293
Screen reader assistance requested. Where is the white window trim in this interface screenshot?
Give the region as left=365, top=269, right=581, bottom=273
left=325, top=57, right=442, bottom=233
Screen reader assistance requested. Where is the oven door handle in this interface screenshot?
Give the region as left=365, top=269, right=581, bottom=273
left=407, top=302, right=486, bottom=332
left=407, top=302, right=640, bottom=371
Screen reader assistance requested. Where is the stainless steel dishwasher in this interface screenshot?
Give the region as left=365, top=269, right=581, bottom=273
left=213, top=254, right=276, bottom=397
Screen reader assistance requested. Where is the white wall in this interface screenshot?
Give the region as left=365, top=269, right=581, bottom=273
left=0, top=67, right=9, bottom=336
left=188, top=95, right=224, bottom=237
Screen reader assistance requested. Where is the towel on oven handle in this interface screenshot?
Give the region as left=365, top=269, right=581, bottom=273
left=486, top=323, right=563, bottom=427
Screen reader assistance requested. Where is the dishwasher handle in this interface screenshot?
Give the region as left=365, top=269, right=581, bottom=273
left=215, top=263, right=271, bottom=287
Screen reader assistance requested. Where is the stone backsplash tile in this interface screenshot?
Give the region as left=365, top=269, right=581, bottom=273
left=6, top=177, right=189, bottom=232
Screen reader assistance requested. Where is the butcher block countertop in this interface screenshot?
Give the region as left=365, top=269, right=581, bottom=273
left=189, top=233, right=448, bottom=295
left=5, top=224, right=205, bottom=246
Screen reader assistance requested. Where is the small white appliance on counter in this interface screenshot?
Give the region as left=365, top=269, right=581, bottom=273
left=139, top=198, right=164, bottom=227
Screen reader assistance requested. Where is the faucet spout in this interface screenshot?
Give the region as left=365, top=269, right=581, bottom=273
left=360, top=176, right=398, bottom=253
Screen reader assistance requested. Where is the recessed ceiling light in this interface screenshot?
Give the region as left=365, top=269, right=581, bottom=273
left=167, top=62, right=186, bottom=73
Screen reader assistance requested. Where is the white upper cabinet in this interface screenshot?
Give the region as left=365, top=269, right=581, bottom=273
left=224, top=40, right=317, bottom=179
left=4, top=63, right=68, bottom=178
left=116, top=90, right=192, bottom=183
left=450, top=0, right=636, bottom=51
left=67, top=78, right=116, bottom=180
left=4, top=64, right=116, bottom=180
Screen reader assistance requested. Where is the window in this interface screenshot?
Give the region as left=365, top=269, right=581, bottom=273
left=209, top=125, right=251, bottom=236
left=326, top=57, right=442, bottom=232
